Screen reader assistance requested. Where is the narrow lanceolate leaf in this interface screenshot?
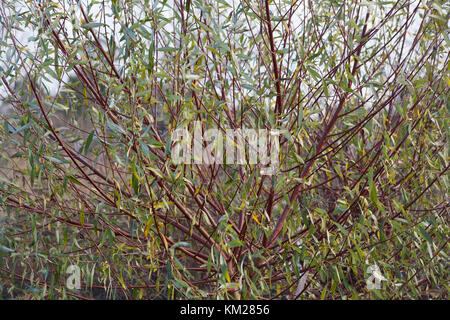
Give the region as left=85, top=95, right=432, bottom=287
left=148, top=38, right=154, bottom=73
left=418, top=226, right=433, bottom=243
left=124, top=27, right=137, bottom=41
left=0, top=245, right=14, bottom=253
left=80, top=209, right=85, bottom=226
left=44, top=156, right=70, bottom=164
left=171, top=241, right=190, bottom=250
left=228, top=239, right=245, bottom=249
left=132, top=170, right=139, bottom=195
left=81, top=22, right=105, bottom=29
left=369, top=167, right=383, bottom=211
left=107, top=120, right=127, bottom=135
left=186, top=0, right=191, bottom=13
left=84, top=130, right=95, bottom=155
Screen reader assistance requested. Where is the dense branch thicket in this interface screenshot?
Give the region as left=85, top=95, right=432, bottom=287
left=0, top=0, right=448, bottom=299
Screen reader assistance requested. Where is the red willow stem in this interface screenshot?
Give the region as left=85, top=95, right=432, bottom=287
left=264, top=0, right=283, bottom=115
left=267, top=11, right=370, bottom=248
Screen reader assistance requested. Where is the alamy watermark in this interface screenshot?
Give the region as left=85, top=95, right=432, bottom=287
left=366, top=264, right=387, bottom=290
left=171, top=121, right=280, bottom=175
left=66, top=264, right=81, bottom=290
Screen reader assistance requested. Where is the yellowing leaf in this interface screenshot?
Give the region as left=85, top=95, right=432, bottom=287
left=252, top=214, right=261, bottom=225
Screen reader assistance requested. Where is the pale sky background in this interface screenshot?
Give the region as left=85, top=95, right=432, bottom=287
left=0, top=0, right=431, bottom=114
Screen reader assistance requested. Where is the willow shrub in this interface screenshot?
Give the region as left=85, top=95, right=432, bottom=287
left=0, top=0, right=448, bottom=299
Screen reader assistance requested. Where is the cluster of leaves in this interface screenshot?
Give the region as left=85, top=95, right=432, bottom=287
left=0, top=0, right=448, bottom=299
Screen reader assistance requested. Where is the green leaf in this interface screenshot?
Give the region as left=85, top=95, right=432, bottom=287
left=227, top=239, right=245, bottom=248
left=81, top=22, right=105, bottom=29
left=333, top=221, right=348, bottom=237
left=107, top=120, right=127, bottom=135
left=80, top=209, right=85, bottom=226
left=44, top=156, right=70, bottom=164
left=186, top=0, right=191, bottom=13
left=148, top=38, right=154, bottom=73
left=0, top=245, right=14, bottom=253
left=84, top=130, right=95, bottom=155
left=124, top=27, right=137, bottom=41
left=369, top=167, right=383, bottom=211
left=132, top=170, right=139, bottom=195
left=171, top=241, right=190, bottom=249
left=157, top=47, right=178, bottom=52
left=418, top=226, right=433, bottom=243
